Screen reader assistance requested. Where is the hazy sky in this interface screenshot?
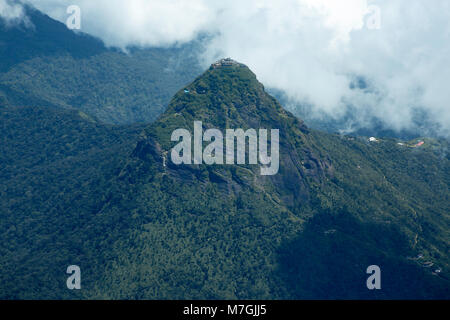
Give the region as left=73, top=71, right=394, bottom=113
left=4, top=0, right=450, bottom=137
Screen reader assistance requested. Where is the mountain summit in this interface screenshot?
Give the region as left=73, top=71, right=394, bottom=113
left=210, top=57, right=246, bottom=68
left=131, top=58, right=331, bottom=207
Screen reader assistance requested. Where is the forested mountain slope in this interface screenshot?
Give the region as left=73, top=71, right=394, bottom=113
left=0, top=7, right=448, bottom=297
left=0, top=62, right=441, bottom=299
left=0, top=5, right=201, bottom=124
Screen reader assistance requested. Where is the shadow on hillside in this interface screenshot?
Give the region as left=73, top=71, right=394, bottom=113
left=274, top=212, right=450, bottom=299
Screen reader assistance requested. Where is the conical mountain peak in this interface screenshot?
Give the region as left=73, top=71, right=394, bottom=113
left=132, top=61, right=325, bottom=208
left=146, top=58, right=308, bottom=147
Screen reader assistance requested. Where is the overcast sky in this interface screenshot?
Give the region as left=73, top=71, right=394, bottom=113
left=3, top=0, right=450, bottom=137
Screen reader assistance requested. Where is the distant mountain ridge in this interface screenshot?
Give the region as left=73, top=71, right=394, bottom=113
left=0, top=3, right=106, bottom=71
left=0, top=4, right=202, bottom=124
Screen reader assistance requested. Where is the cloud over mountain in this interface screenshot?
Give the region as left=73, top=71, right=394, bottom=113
left=19, top=0, right=450, bottom=137
left=0, top=0, right=26, bottom=22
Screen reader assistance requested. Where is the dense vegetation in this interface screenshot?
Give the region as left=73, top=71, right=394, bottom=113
left=2, top=62, right=448, bottom=299
left=0, top=105, right=145, bottom=298
left=0, top=5, right=202, bottom=124
left=0, top=7, right=448, bottom=299
left=90, top=64, right=449, bottom=299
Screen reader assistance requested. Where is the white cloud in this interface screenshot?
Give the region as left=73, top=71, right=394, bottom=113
left=0, top=0, right=26, bottom=22
left=16, top=0, right=450, bottom=136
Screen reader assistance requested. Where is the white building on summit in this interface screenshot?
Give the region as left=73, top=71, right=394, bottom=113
left=211, top=58, right=245, bottom=69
